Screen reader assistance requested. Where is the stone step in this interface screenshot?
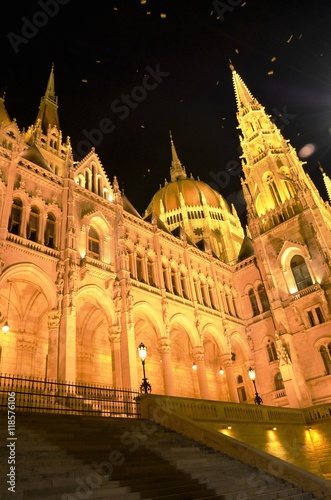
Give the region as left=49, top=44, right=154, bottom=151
left=0, top=412, right=327, bottom=500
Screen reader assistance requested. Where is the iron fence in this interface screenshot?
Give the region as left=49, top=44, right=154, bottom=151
left=0, top=373, right=141, bottom=417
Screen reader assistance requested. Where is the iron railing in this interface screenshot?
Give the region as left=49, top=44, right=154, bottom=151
left=0, top=374, right=141, bottom=417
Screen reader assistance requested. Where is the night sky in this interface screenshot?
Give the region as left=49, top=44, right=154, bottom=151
left=2, top=0, right=331, bottom=223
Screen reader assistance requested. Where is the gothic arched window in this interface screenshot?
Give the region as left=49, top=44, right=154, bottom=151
left=248, top=288, right=259, bottom=316
left=266, top=174, right=281, bottom=206
left=45, top=213, right=56, bottom=248
left=258, top=284, right=270, bottom=312
left=27, top=206, right=40, bottom=242
left=236, top=374, right=247, bottom=402
left=267, top=339, right=278, bottom=362
left=8, top=198, right=23, bottom=235
left=290, top=255, right=312, bottom=291
left=274, top=372, right=285, bottom=390
left=320, top=345, right=331, bottom=375
left=88, top=227, right=100, bottom=259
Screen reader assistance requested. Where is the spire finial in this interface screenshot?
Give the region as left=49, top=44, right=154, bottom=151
left=169, top=131, right=187, bottom=182
left=229, top=59, right=234, bottom=71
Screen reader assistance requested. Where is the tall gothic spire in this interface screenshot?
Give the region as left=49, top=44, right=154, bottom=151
left=35, top=63, right=60, bottom=134
left=169, top=131, right=187, bottom=182
left=230, top=66, right=314, bottom=235
left=230, top=63, right=258, bottom=111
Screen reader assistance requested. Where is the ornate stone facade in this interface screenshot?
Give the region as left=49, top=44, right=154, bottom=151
left=1, top=66, right=331, bottom=408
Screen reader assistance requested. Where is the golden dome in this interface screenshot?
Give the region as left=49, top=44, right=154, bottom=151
left=145, top=177, right=231, bottom=216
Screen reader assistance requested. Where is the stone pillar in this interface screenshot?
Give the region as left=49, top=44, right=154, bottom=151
left=47, top=310, right=60, bottom=379
left=109, top=328, right=122, bottom=388
left=221, top=354, right=240, bottom=402
left=58, top=307, right=77, bottom=383
left=193, top=345, right=210, bottom=400
left=120, top=282, right=139, bottom=390
left=76, top=345, right=94, bottom=383
left=277, top=333, right=312, bottom=408
left=16, top=335, right=37, bottom=376
left=158, top=337, right=175, bottom=396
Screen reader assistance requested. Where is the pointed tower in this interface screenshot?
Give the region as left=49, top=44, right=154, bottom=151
left=23, top=65, right=70, bottom=177
left=35, top=63, right=60, bottom=134
left=232, top=65, right=331, bottom=408
left=231, top=64, right=329, bottom=238
left=170, top=131, right=187, bottom=181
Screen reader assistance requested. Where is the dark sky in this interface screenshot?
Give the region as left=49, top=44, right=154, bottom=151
left=2, top=0, right=331, bottom=222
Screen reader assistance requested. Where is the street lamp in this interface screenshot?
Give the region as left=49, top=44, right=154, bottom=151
left=2, top=282, right=12, bottom=334
left=248, top=367, right=263, bottom=405
left=137, top=342, right=152, bottom=394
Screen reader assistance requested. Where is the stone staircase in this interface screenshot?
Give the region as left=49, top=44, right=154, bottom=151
left=0, top=412, right=327, bottom=500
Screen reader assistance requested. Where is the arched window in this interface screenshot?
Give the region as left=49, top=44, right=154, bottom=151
left=248, top=288, right=259, bottom=316
left=320, top=345, right=331, bottom=375
left=97, top=177, right=102, bottom=197
left=8, top=198, right=23, bottom=235
left=171, top=270, right=180, bottom=296
left=209, top=285, right=218, bottom=310
left=162, top=263, right=171, bottom=293
left=147, top=259, right=156, bottom=287
left=237, top=375, right=247, bottom=402
left=85, top=170, right=91, bottom=191
left=258, top=284, right=269, bottom=312
left=88, top=227, right=100, bottom=259
left=200, top=282, right=210, bottom=306
left=274, top=372, right=285, bottom=390
left=290, top=255, right=312, bottom=291
left=266, top=174, right=281, bottom=206
left=127, top=250, right=135, bottom=279
left=181, top=271, right=190, bottom=300
left=194, top=277, right=202, bottom=304
left=27, top=206, right=40, bottom=242
left=45, top=213, right=56, bottom=248
left=136, top=255, right=144, bottom=282
left=267, top=339, right=278, bottom=362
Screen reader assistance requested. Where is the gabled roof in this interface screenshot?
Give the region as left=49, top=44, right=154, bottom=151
left=20, top=144, right=52, bottom=171
left=122, top=194, right=142, bottom=218
left=144, top=211, right=171, bottom=233
left=237, top=235, right=255, bottom=262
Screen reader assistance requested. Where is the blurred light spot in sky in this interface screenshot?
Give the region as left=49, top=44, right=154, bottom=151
left=298, top=143, right=315, bottom=158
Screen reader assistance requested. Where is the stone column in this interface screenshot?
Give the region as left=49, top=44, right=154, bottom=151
left=109, top=328, right=122, bottom=388
left=158, top=337, right=175, bottom=396
left=47, top=310, right=60, bottom=379
left=120, top=281, right=139, bottom=390
left=193, top=345, right=210, bottom=400
left=221, top=354, right=240, bottom=402
left=276, top=332, right=312, bottom=408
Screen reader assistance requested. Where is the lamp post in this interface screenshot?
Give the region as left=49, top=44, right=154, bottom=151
left=248, top=367, right=263, bottom=405
left=137, top=342, right=152, bottom=394
left=2, top=282, right=12, bottom=334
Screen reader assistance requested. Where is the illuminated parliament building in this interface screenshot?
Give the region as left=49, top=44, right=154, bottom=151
left=1, top=65, right=331, bottom=409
